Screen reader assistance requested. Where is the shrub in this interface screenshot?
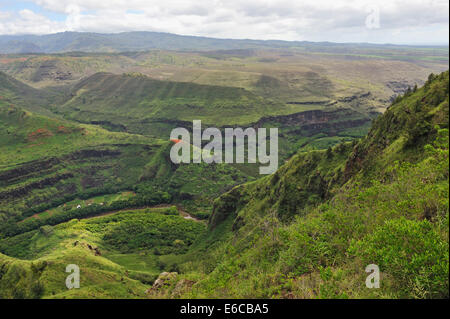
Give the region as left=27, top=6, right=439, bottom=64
left=39, top=225, right=53, bottom=237
left=349, top=218, right=449, bottom=298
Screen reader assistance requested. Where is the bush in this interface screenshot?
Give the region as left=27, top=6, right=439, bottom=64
left=349, top=218, right=449, bottom=298
left=39, top=225, right=53, bottom=237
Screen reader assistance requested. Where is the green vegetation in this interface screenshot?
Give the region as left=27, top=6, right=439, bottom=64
left=0, top=82, right=255, bottom=233
left=0, top=34, right=448, bottom=300
left=146, top=71, right=449, bottom=299
left=0, top=206, right=205, bottom=298
left=58, top=72, right=279, bottom=127
left=0, top=102, right=162, bottom=226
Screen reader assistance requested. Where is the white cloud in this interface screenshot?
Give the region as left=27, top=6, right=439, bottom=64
left=0, top=11, right=12, bottom=19
left=0, top=9, right=66, bottom=35
left=0, top=0, right=448, bottom=44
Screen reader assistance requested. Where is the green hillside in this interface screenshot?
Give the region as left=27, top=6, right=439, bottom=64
left=0, top=100, right=254, bottom=237
left=43, top=71, right=375, bottom=162
left=55, top=72, right=280, bottom=127
left=0, top=103, right=162, bottom=229
left=0, top=38, right=448, bottom=300
left=0, top=206, right=205, bottom=299
left=0, top=71, right=59, bottom=116
left=149, top=71, right=449, bottom=299
left=1, top=71, right=447, bottom=299
left=45, top=71, right=374, bottom=161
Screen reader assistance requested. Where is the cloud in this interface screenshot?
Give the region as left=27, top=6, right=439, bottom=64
left=0, top=9, right=66, bottom=35
left=0, top=0, right=448, bottom=44
left=0, top=11, right=12, bottom=19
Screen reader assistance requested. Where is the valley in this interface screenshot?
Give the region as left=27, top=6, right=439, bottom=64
left=0, top=32, right=448, bottom=299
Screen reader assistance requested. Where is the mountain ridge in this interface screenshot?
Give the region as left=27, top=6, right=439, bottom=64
left=1, top=31, right=448, bottom=54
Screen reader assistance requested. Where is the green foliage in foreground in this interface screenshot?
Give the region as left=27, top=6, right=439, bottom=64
left=0, top=72, right=448, bottom=299
left=0, top=207, right=205, bottom=298
left=171, top=128, right=448, bottom=299
left=0, top=256, right=46, bottom=299
left=147, top=71, right=449, bottom=299
left=349, top=218, right=448, bottom=298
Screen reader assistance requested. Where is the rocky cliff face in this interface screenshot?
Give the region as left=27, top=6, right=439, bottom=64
left=255, top=108, right=372, bottom=136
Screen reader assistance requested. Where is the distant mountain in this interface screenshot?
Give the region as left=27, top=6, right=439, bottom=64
left=0, top=31, right=297, bottom=53
left=1, top=31, right=448, bottom=54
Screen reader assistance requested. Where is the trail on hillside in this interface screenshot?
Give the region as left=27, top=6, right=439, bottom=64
left=82, top=204, right=205, bottom=223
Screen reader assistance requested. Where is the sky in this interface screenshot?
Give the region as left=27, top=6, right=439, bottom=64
left=0, top=0, right=448, bottom=45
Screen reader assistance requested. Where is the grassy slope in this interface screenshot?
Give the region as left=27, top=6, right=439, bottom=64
left=0, top=102, right=159, bottom=166
left=149, top=71, right=449, bottom=299
left=0, top=88, right=255, bottom=232
left=0, top=206, right=205, bottom=299
left=49, top=70, right=372, bottom=165
left=0, top=71, right=59, bottom=116
left=0, top=102, right=167, bottom=221
left=0, top=72, right=448, bottom=299
left=51, top=70, right=376, bottom=164
left=0, top=108, right=253, bottom=233
left=57, top=72, right=280, bottom=127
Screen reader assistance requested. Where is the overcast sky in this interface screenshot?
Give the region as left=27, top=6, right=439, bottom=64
left=0, top=0, right=448, bottom=44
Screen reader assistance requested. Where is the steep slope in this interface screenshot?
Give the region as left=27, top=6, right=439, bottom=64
left=151, top=71, right=449, bottom=299
left=56, top=72, right=280, bottom=128
left=344, top=72, right=449, bottom=182
left=0, top=71, right=59, bottom=116
left=209, top=71, right=449, bottom=229
left=52, top=71, right=375, bottom=163
left=0, top=70, right=448, bottom=299
left=0, top=104, right=167, bottom=231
